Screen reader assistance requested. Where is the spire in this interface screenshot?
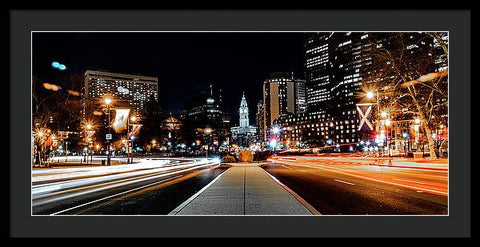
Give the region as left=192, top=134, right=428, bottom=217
left=219, top=88, right=223, bottom=104
left=240, top=91, right=248, bottom=108
left=210, top=83, right=213, bottom=97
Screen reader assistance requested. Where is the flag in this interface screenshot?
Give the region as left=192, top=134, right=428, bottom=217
left=356, top=103, right=374, bottom=131
left=113, top=108, right=130, bottom=133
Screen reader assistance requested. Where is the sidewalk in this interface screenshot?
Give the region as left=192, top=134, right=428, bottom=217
left=169, top=163, right=316, bottom=215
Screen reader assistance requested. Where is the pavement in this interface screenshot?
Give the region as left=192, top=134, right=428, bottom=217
left=264, top=156, right=448, bottom=215
left=169, top=163, right=316, bottom=215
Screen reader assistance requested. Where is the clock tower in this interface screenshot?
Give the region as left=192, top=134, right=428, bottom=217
left=239, top=92, right=249, bottom=128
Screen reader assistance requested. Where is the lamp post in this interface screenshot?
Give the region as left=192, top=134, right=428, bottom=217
left=385, top=118, right=392, bottom=156
left=127, top=116, right=136, bottom=164
left=105, top=97, right=112, bottom=166
left=205, top=128, right=212, bottom=158
left=83, top=123, right=92, bottom=162
left=127, top=117, right=131, bottom=163
left=35, top=130, right=44, bottom=167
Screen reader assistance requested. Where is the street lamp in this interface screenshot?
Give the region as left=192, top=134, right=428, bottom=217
left=127, top=115, right=136, bottom=164
left=105, top=97, right=112, bottom=166
left=380, top=111, right=388, bottom=118
left=204, top=128, right=212, bottom=157
left=83, top=122, right=93, bottom=163
left=271, top=126, right=280, bottom=135
left=366, top=91, right=375, bottom=99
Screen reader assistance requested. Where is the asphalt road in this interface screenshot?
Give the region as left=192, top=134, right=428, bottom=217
left=262, top=156, right=448, bottom=215
left=32, top=158, right=228, bottom=215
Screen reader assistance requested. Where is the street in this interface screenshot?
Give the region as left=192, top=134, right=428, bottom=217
left=32, top=158, right=227, bottom=215
left=263, top=155, right=448, bottom=215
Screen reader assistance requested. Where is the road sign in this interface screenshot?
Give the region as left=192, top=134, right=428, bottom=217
left=106, top=134, right=112, bottom=140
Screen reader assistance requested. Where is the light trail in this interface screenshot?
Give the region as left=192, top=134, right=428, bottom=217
left=50, top=175, right=183, bottom=215
left=32, top=158, right=221, bottom=209
left=269, top=156, right=448, bottom=196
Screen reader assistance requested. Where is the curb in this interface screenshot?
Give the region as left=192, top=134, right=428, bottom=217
left=168, top=167, right=230, bottom=215
left=261, top=169, right=321, bottom=215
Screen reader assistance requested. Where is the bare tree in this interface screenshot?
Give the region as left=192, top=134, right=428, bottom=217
left=364, top=32, right=448, bottom=159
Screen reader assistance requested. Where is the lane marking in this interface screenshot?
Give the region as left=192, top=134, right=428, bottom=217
left=334, top=179, right=355, bottom=186
left=50, top=175, right=182, bottom=215
left=273, top=160, right=448, bottom=196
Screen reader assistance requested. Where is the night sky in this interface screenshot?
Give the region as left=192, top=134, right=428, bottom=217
left=32, top=32, right=305, bottom=125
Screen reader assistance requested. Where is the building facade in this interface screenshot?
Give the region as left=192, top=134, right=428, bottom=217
left=180, top=85, right=231, bottom=154
left=84, top=70, right=158, bottom=117
left=261, top=72, right=306, bottom=142
left=255, top=100, right=265, bottom=142
left=275, top=32, right=447, bottom=152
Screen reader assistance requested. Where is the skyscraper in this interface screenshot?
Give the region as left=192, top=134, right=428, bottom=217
left=277, top=32, right=444, bottom=150
left=305, top=33, right=332, bottom=114
left=261, top=72, right=302, bottom=141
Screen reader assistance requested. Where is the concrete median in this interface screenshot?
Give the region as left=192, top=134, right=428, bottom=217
left=169, top=163, right=316, bottom=215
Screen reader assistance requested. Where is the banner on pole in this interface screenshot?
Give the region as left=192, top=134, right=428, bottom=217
left=128, top=124, right=142, bottom=139
left=86, top=130, right=95, bottom=139
left=113, top=108, right=130, bottom=133
left=356, top=103, right=375, bottom=131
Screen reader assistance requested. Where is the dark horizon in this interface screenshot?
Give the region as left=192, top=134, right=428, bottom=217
left=32, top=32, right=305, bottom=125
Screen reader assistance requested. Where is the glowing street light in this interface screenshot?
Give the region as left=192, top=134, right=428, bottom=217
left=366, top=91, right=375, bottom=99
left=385, top=119, right=391, bottom=126
left=269, top=139, right=277, bottom=148
left=204, top=128, right=213, bottom=157
left=380, top=111, right=388, bottom=118
left=271, top=126, right=280, bottom=135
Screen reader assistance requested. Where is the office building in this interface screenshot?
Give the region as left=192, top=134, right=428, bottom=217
left=84, top=70, right=158, bottom=117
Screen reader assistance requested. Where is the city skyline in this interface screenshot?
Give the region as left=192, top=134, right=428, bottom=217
left=30, top=31, right=449, bottom=217
left=32, top=32, right=305, bottom=123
